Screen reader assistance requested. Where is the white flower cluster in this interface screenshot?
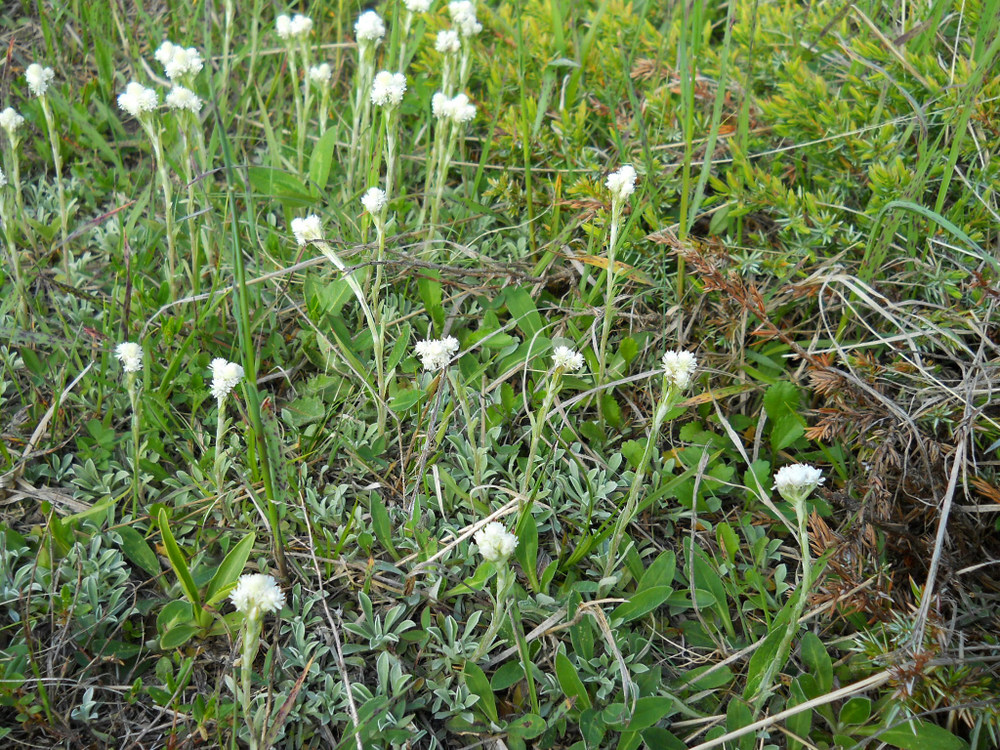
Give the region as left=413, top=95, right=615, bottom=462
left=361, top=187, right=387, bottom=217
left=606, top=164, right=637, bottom=204
left=431, top=92, right=476, bottom=123
left=552, top=345, right=584, bottom=373
left=355, top=10, right=386, bottom=44
left=165, top=86, right=202, bottom=113
left=370, top=71, right=407, bottom=107
left=115, top=342, right=143, bottom=373
left=774, top=464, right=824, bottom=506
left=210, top=358, right=244, bottom=402
left=414, top=336, right=460, bottom=371
left=291, top=215, right=323, bottom=246
left=308, top=63, right=332, bottom=85
left=474, top=522, right=518, bottom=564
left=448, top=1, right=482, bottom=36
left=117, top=82, right=159, bottom=118
left=661, top=350, right=697, bottom=391
left=276, top=13, right=314, bottom=41
left=154, top=41, right=204, bottom=80
left=0, top=107, right=25, bottom=138
left=404, top=0, right=432, bottom=12
left=229, top=573, right=285, bottom=618
left=435, top=30, right=461, bottom=54
left=25, top=63, right=55, bottom=97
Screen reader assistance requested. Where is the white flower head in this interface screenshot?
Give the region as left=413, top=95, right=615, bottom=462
left=115, top=342, right=143, bottom=373
left=474, top=522, right=518, bottom=564
left=165, top=86, right=202, bottom=113
left=552, top=345, right=584, bottom=373
left=308, top=63, right=332, bottom=85
left=156, top=42, right=204, bottom=80
left=371, top=71, right=406, bottom=107
left=355, top=10, right=386, bottom=44
left=290, top=13, right=313, bottom=37
left=0, top=168, right=6, bottom=188
left=361, top=187, right=387, bottom=217
left=210, top=357, right=244, bottom=402
left=0, top=107, right=25, bottom=138
left=432, top=92, right=475, bottom=122
left=435, top=29, right=461, bottom=53
left=155, top=41, right=178, bottom=67
left=431, top=92, right=450, bottom=118
left=117, top=82, right=159, bottom=118
left=606, top=164, right=637, bottom=204
left=291, top=215, right=323, bottom=246
left=25, top=63, right=55, bottom=97
left=774, top=464, right=824, bottom=507
left=275, top=14, right=293, bottom=39
left=229, top=573, right=285, bottom=619
left=414, top=336, right=460, bottom=371
left=449, top=0, right=482, bottom=36
left=661, top=350, right=697, bottom=391
left=404, top=0, right=432, bottom=12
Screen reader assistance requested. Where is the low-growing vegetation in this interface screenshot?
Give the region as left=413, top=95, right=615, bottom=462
left=1, top=0, right=999, bottom=747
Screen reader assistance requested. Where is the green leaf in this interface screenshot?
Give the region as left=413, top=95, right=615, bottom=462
left=160, top=624, right=199, bottom=650
left=799, top=631, right=832, bottom=693
left=389, top=389, right=422, bottom=412
left=625, top=696, right=675, bottom=731
left=308, top=127, right=339, bottom=193
left=555, top=651, right=592, bottom=710
left=418, top=272, right=444, bottom=331
left=716, top=523, right=739, bottom=566
left=742, top=606, right=792, bottom=700
left=204, top=532, right=256, bottom=607
left=506, top=714, right=546, bottom=739
left=490, top=660, right=523, bottom=692
left=611, top=586, right=673, bottom=624
left=514, top=512, right=539, bottom=592
left=726, top=698, right=754, bottom=750
left=463, top=661, right=498, bottom=723
left=839, top=696, right=871, bottom=725
left=117, top=526, right=161, bottom=579
left=246, top=167, right=312, bottom=206
left=503, top=287, right=545, bottom=339
left=878, top=720, right=969, bottom=750
left=771, top=413, right=805, bottom=452
left=157, top=508, right=201, bottom=611
left=640, top=727, right=686, bottom=750
left=370, top=494, right=399, bottom=560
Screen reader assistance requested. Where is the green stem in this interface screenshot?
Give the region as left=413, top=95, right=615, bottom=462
left=148, top=124, right=178, bottom=298
left=238, top=615, right=263, bottom=750
left=214, top=399, right=226, bottom=494
left=597, top=201, right=622, bottom=405
left=129, top=374, right=142, bottom=517
left=40, top=97, right=68, bottom=278
left=519, top=369, right=562, bottom=502
left=0, top=193, right=26, bottom=325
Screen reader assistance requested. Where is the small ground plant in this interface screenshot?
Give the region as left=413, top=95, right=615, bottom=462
left=2, top=0, right=1000, bottom=748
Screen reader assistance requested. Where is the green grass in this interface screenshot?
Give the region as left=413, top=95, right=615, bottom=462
left=2, top=0, right=1000, bottom=747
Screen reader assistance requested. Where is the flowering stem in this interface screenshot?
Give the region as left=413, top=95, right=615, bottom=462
left=371, top=218, right=388, bottom=434
left=215, top=398, right=227, bottom=495
left=519, top=368, right=562, bottom=502
left=429, top=122, right=459, bottom=236
left=286, top=48, right=306, bottom=174
left=604, top=380, right=679, bottom=578
left=147, top=122, right=179, bottom=299
left=318, top=87, right=330, bottom=136
left=237, top=614, right=264, bottom=750
left=0, top=191, right=27, bottom=325
left=39, top=97, right=68, bottom=278
left=128, top=373, right=142, bottom=517
left=597, top=200, right=623, bottom=414
left=349, top=49, right=375, bottom=193
left=472, top=564, right=514, bottom=661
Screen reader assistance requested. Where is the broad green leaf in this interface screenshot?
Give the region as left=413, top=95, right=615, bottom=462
left=160, top=624, right=199, bottom=650
left=726, top=698, right=754, bottom=750
left=507, top=714, right=546, bottom=739
left=514, top=511, right=539, bottom=591
left=370, top=494, right=399, bottom=560
left=878, top=720, right=968, bottom=750
left=503, top=287, right=544, bottom=339
left=463, top=661, right=498, bottom=723
left=118, top=526, right=161, bottom=579
left=742, top=606, right=793, bottom=700
left=308, top=127, right=339, bottom=192
left=840, top=696, right=871, bottom=725
left=640, top=727, right=686, bottom=750
left=157, top=508, right=200, bottom=610
left=611, top=586, right=673, bottom=624
left=555, top=651, right=591, bottom=710
left=205, top=532, right=256, bottom=607
left=799, top=631, right=832, bottom=693
left=418, top=272, right=444, bottom=331
left=624, top=696, right=675, bottom=730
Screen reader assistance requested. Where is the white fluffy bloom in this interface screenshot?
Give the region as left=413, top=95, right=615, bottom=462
left=229, top=573, right=285, bottom=619
left=661, top=350, right=697, bottom=391
left=432, top=92, right=475, bottom=122
left=210, top=358, right=244, bottom=402
left=0, top=168, right=5, bottom=188
left=291, top=215, right=323, bottom=246
left=0, top=107, right=25, bottom=137
left=290, top=13, right=313, bottom=36
left=404, top=0, right=432, bottom=11
left=552, top=346, right=584, bottom=373
left=449, top=0, right=482, bottom=36
left=275, top=14, right=293, bottom=39
left=117, top=82, right=159, bottom=118
left=156, top=42, right=204, bottom=80
left=435, top=30, right=461, bottom=53
left=308, top=63, right=332, bottom=84
left=474, top=522, right=518, bottom=564
left=774, top=464, right=824, bottom=506
left=414, top=336, right=460, bottom=371
left=361, top=187, right=386, bottom=217
left=165, top=86, right=202, bottom=113
left=115, top=342, right=143, bottom=373
left=25, top=63, right=55, bottom=97
left=355, top=10, right=386, bottom=43
left=606, top=164, right=637, bottom=204
left=371, top=71, right=406, bottom=107
left=154, top=41, right=178, bottom=67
